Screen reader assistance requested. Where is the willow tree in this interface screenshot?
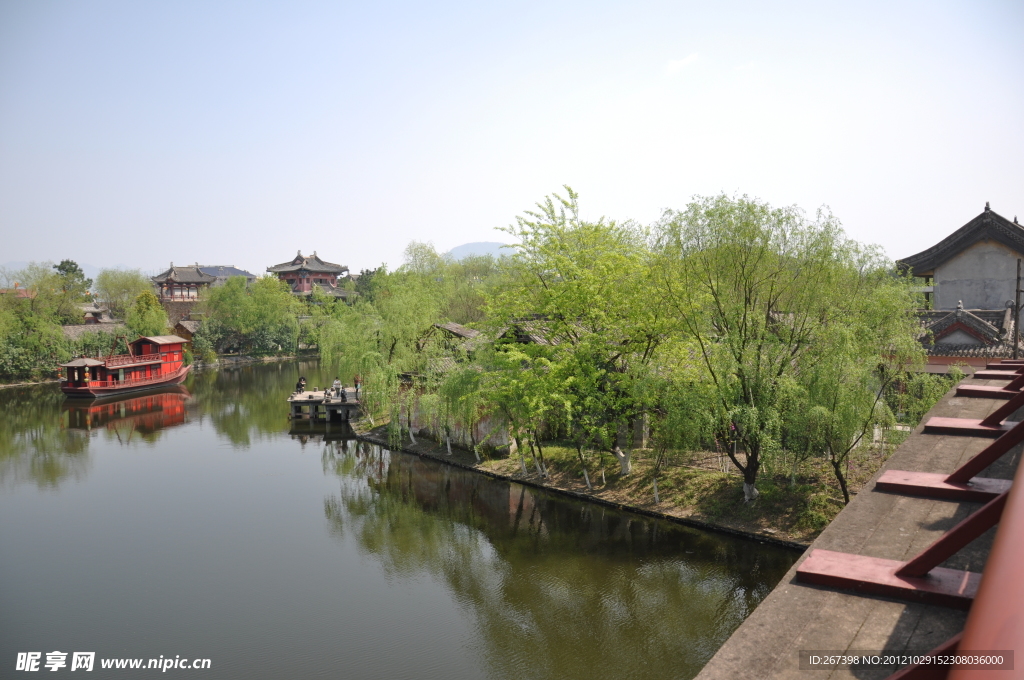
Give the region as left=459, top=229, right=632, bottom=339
left=488, top=187, right=671, bottom=479
left=653, top=194, right=921, bottom=502
left=94, top=269, right=153, bottom=319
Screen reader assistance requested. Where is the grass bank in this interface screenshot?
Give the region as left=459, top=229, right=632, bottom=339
left=355, top=424, right=908, bottom=546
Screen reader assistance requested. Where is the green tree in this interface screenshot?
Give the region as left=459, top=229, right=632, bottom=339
left=201, top=276, right=300, bottom=356
left=94, top=269, right=152, bottom=319
left=125, top=290, right=170, bottom=337
left=653, top=194, right=923, bottom=502
left=487, top=187, right=670, bottom=481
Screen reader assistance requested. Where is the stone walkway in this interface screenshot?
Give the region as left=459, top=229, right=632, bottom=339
left=696, top=377, right=1021, bottom=679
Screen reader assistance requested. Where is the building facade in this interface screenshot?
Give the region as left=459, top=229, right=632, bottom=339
left=267, top=251, right=351, bottom=299
left=899, top=204, right=1024, bottom=311
left=898, top=204, right=1024, bottom=368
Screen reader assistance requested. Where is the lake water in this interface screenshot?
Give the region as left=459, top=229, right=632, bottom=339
left=0, top=361, right=798, bottom=679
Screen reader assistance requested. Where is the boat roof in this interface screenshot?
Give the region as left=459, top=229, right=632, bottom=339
left=61, top=358, right=106, bottom=367
left=134, top=335, right=189, bottom=345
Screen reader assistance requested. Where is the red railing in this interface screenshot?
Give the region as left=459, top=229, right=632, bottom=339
left=947, top=456, right=1024, bottom=679
left=73, top=372, right=178, bottom=389
left=105, top=353, right=163, bottom=367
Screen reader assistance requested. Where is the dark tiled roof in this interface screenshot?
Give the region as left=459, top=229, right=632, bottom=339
left=898, top=207, right=1024, bottom=274
left=198, top=265, right=256, bottom=279
left=267, top=251, right=348, bottom=275
left=60, top=357, right=106, bottom=367
left=152, top=265, right=217, bottom=284
left=927, top=343, right=1022, bottom=358
left=434, top=322, right=481, bottom=339
left=917, top=305, right=1024, bottom=358
left=926, top=307, right=1003, bottom=344
left=176, top=320, right=201, bottom=334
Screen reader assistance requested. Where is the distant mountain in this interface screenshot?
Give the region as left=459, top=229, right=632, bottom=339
left=446, top=242, right=515, bottom=260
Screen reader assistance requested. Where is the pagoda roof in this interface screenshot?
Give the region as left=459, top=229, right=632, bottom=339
left=267, top=250, right=348, bottom=275
left=898, top=206, right=1024, bottom=275
left=152, top=264, right=217, bottom=285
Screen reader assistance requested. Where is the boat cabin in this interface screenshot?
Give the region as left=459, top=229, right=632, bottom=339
left=60, top=335, right=189, bottom=395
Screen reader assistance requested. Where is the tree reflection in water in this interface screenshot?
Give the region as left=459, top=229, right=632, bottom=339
left=0, top=384, right=195, bottom=488
left=0, top=385, right=90, bottom=489
left=322, top=441, right=797, bottom=680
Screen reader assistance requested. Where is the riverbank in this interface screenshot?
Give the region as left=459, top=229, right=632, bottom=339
left=355, top=425, right=818, bottom=550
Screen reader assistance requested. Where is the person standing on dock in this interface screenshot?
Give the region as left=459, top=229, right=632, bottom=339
left=332, top=377, right=341, bottom=397
left=353, top=375, right=360, bottom=400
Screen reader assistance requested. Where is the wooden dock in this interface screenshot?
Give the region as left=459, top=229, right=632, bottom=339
left=287, top=388, right=361, bottom=423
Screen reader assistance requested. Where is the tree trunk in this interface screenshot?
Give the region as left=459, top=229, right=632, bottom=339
left=576, top=445, right=593, bottom=491
left=528, top=440, right=546, bottom=478
left=831, top=454, right=851, bottom=504
left=611, top=446, right=631, bottom=475
left=446, top=435, right=452, bottom=456
left=653, top=476, right=660, bottom=504
left=533, top=433, right=549, bottom=477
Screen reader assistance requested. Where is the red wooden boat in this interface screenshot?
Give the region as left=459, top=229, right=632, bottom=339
left=60, top=335, right=191, bottom=397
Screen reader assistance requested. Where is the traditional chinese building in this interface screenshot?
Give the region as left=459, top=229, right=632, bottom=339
left=899, top=203, right=1024, bottom=311
left=266, top=251, right=352, bottom=299
left=152, top=264, right=217, bottom=301
left=898, top=203, right=1024, bottom=368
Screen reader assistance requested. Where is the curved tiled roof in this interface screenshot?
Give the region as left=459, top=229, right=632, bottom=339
left=152, top=265, right=217, bottom=284
left=898, top=207, right=1024, bottom=274
left=267, top=251, right=348, bottom=275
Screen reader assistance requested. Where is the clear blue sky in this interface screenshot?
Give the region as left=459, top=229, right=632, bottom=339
left=1, top=0, right=1021, bottom=275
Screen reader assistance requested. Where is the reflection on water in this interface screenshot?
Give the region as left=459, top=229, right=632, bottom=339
left=0, top=360, right=799, bottom=679
left=322, top=440, right=796, bottom=680
left=63, top=387, right=190, bottom=443
left=1, top=385, right=194, bottom=488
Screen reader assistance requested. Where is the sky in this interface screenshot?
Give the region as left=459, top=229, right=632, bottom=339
left=1, top=0, right=1022, bottom=276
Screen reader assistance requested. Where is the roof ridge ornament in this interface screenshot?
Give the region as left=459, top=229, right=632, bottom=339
left=985, top=202, right=991, bottom=211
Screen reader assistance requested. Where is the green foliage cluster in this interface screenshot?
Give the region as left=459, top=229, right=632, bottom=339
left=317, top=188, right=948, bottom=508
left=0, top=261, right=174, bottom=382
left=194, top=276, right=301, bottom=357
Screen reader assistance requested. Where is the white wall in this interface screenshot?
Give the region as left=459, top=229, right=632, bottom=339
left=934, top=240, right=1024, bottom=310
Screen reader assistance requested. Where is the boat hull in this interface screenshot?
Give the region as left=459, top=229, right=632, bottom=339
left=61, top=365, right=191, bottom=398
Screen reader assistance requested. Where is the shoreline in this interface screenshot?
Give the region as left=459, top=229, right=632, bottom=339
left=354, top=428, right=809, bottom=553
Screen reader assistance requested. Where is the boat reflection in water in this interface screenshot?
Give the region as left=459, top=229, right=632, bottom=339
left=62, top=386, right=191, bottom=444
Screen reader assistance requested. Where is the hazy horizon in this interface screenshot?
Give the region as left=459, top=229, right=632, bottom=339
left=2, top=1, right=1021, bottom=274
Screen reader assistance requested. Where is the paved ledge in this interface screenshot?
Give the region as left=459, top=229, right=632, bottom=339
left=696, top=378, right=1021, bottom=680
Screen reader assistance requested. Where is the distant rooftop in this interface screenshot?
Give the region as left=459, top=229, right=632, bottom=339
left=267, top=250, right=348, bottom=275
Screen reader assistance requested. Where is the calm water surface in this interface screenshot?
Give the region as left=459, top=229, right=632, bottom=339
left=0, top=361, right=798, bottom=679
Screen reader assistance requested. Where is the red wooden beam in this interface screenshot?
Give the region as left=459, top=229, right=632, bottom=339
left=948, top=456, right=1024, bottom=680
left=970, top=370, right=1022, bottom=380
left=922, top=418, right=1018, bottom=437
left=895, top=493, right=1006, bottom=577
left=796, top=549, right=980, bottom=609
left=797, top=492, right=1005, bottom=609
left=955, top=384, right=1021, bottom=398
left=875, top=470, right=1010, bottom=502
left=877, top=418, right=1024, bottom=500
